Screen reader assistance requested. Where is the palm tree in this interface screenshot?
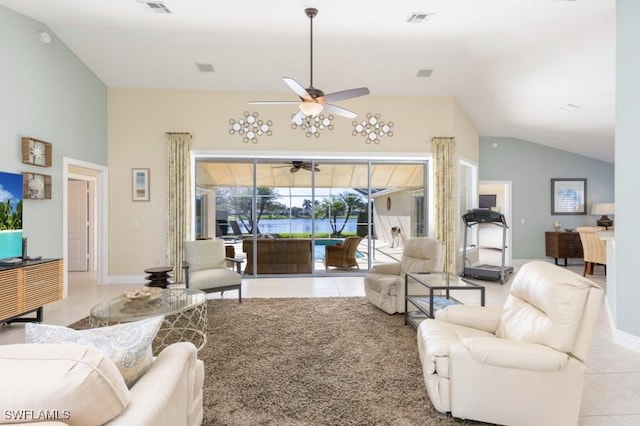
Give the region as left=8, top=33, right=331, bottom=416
left=231, top=187, right=280, bottom=233
left=317, top=191, right=365, bottom=236
left=0, top=199, right=21, bottom=230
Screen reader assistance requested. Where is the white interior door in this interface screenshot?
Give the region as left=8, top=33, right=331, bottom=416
left=68, top=179, right=89, bottom=271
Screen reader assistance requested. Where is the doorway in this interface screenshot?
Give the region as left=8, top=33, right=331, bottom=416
left=67, top=178, right=92, bottom=272
left=63, top=158, right=108, bottom=297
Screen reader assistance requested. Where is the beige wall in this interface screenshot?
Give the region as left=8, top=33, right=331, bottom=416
left=108, top=88, right=478, bottom=279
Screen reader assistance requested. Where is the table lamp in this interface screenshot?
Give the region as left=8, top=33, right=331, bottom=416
left=591, top=203, right=614, bottom=229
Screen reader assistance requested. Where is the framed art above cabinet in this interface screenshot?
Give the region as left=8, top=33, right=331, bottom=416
left=21, top=137, right=52, bottom=167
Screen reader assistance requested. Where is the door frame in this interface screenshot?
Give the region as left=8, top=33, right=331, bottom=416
left=62, top=158, right=109, bottom=296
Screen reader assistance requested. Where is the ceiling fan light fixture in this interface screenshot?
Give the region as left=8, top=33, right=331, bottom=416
left=299, top=102, right=324, bottom=117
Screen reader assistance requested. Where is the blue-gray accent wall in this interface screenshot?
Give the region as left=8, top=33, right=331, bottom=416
left=479, top=137, right=614, bottom=260
left=0, top=6, right=107, bottom=258
left=616, top=0, right=640, bottom=337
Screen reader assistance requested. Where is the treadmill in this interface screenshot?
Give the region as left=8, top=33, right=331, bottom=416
left=461, top=209, right=513, bottom=284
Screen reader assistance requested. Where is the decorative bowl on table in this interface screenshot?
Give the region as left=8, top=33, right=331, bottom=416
left=123, top=287, right=161, bottom=302
left=564, top=228, right=574, bottom=233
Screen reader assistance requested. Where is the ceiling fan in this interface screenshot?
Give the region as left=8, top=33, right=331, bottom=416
left=273, top=161, right=320, bottom=173
left=249, top=8, right=370, bottom=122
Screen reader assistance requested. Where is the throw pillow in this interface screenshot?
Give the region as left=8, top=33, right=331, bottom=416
left=25, top=316, right=164, bottom=387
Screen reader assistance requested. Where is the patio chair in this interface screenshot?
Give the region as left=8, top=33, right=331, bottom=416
left=324, top=236, right=362, bottom=270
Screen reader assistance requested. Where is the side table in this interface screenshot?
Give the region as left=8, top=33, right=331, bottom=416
left=404, top=272, right=485, bottom=330
left=545, top=231, right=583, bottom=266
left=145, top=266, right=173, bottom=288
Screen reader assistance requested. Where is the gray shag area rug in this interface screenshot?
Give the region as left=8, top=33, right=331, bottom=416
left=199, top=297, right=480, bottom=426
left=71, top=297, right=484, bottom=425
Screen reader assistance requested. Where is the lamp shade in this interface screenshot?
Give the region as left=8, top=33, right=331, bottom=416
left=298, top=101, right=323, bottom=117
left=591, top=203, right=615, bottom=216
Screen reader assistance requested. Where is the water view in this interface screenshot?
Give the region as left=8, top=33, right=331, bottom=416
left=239, top=217, right=361, bottom=236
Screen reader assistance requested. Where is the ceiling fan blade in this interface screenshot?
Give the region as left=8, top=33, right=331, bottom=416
left=291, top=110, right=306, bottom=123
left=323, top=87, right=370, bottom=103
left=249, top=101, right=299, bottom=105
left=323, top=103, right=357, bottom=118
left=283, top=77, right=311, bottom=99
left=290, top=167, right=300, bottom=173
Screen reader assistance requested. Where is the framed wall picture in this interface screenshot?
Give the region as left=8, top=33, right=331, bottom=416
left=23, top=172, right=52, bottom=200
left=551, top=178, right=586, bottom=215
left=21, top=137, right=52, bottom=167
left=132, top=168, right=150, bottom=201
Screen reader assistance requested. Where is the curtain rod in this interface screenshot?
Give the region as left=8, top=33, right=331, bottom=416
left=165, top=132, right=192, bottom=136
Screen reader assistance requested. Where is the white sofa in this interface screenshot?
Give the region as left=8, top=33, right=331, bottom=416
left=416, top=260, right=603, bottom=426
left=0, top=342, right=204, bottom=426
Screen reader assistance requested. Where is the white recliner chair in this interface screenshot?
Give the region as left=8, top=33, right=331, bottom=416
left=364, top=237, right=445, bottom=314
left=416, top=260, right=603, bottom=426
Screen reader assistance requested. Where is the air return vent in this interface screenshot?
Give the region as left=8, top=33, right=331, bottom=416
left=195, top=63, right=215, bottom=73
left=407, top=13, right=435, bottom=23
left=138, top=1, right=171, bottom=14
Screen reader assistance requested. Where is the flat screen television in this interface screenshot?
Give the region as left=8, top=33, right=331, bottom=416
left=479, top=194, right=497, bottom=209
left=0, top=171, right=24, bottom=261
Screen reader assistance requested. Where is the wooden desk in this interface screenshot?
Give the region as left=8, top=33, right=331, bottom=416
left=545, top=232, right=583, bottom=266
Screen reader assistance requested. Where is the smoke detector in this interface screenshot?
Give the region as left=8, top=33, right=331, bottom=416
left=38, top=30, right=52, bottom=44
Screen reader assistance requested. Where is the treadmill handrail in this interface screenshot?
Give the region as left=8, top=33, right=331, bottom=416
left=462, top=209, right=508, bottom=227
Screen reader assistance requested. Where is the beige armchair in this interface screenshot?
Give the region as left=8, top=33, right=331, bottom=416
left=576, top=226, right=607, bottom=276
left=183, top=239, right=242, bottom=302
left=364, top=237, right=445, bottom=314
left=417, top=261, right=603, bottom=426
left=325, top=236, right=362, bottom=270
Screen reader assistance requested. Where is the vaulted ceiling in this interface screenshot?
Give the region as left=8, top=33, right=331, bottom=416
left=0, top=0, right=615, bottom=162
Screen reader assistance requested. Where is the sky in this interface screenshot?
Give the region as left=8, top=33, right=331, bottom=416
left=0, top=171, right=23, bottom=206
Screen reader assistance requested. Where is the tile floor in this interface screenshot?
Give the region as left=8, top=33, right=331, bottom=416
left=1, top=266, right=638, bottom=425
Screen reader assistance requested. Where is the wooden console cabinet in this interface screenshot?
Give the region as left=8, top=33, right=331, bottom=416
left=0, top=259, right=63, bottom=323
left=545, top=232, right=583, bottom=266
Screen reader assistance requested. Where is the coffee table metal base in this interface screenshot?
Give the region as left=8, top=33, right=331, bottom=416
left=89, top=289, right=207, bottom=353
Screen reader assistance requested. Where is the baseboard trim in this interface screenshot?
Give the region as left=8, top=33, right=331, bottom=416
left=104, top=275, right=146, bottom=285
left=604, top=297, right=640, bottom=353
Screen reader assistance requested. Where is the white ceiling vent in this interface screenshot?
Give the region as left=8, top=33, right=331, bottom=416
left=195, top=63, right=215, bottom=73
left=416, top=69, right=433, bottom=78
left=138, top=1, right=171, bottom=14
left=407, top=13, right=435, bottom=23
left=559, top=104, right=581, bottom=112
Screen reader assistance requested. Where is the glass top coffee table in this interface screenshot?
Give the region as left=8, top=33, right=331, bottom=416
left=90, top=288, right=207, bottom=353
left=404, top=272, right=485, bottom=330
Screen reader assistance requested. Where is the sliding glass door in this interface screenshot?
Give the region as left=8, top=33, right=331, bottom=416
left=194, top=158, right=429, bottom=276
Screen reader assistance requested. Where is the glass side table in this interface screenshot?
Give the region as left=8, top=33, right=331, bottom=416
left=90, top=288, right=207, bottom=353
left=404, top=272, right=485, bottom=330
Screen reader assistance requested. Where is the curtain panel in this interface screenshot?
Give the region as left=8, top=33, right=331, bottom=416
left=166, top=133, right=192, bottom=282
left=432, top=137, right=457, bottom=274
